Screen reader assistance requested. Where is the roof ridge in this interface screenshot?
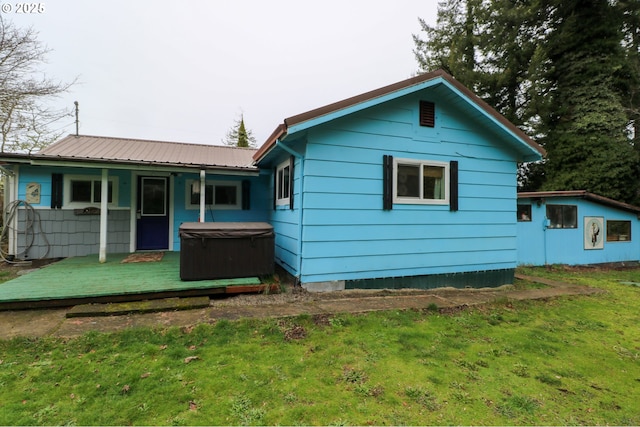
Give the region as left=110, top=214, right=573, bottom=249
left=66, top=134, right=258, bottom=151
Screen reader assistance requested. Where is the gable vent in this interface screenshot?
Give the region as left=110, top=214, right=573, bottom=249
left=419, top=101, right=435, bottom=127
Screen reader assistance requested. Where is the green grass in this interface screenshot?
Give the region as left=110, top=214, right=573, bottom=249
left=1, top=266, right=640, bottom=425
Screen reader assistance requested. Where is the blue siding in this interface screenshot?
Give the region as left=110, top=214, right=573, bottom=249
left=517, top=198, right=640, bottom=265
left=267, top=155, right=303, bottom=277
left=14, top=165, right=270, bottom=254
left=172, top=173, right=270, bottom=251
left=17, top=166, right=131, bottom=208
left=283, top=95, right=520, bottom=284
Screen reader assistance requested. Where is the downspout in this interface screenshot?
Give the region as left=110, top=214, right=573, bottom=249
left=275, top=140, right=305, bottom=283
left=99, top=168, right=108, bottom=263
left=199, top=169, right=206, bottom=223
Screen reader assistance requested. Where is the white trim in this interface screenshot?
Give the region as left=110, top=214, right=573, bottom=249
left=392, top=158, right=449, bottom=205
left=99, top=169, right=108, bottom=263
left=185, top=179, right=242, bottom=210
left=275, top=159, right=291, bottom=206
left=168, top=174, right=175, bottom=250
left=63, top=174, right=119, bottom=209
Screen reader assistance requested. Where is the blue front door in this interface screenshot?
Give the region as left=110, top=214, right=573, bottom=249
left=136, top=176, right=169, bottom=250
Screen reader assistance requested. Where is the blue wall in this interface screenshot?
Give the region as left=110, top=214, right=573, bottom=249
left=517, top=197, right=640, bottom=265
left=171, top=172, right=270, bottom=251
left=270, top=92, right=522, bottom=284
left=13, top=165, right=271, bottom=253
left=16, top=166, right=131, bottom=208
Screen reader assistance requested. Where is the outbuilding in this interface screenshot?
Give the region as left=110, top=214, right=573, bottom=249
left=517, top=191, right=640, bottom=266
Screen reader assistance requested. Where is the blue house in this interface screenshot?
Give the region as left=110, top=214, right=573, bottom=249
left=253, top=70, right=544, bottom=290
left=517, top=191, right=640, bottom=266
left=1, top=70, right=545, bottom=291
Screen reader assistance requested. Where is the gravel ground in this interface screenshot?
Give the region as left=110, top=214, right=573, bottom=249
left=208, top=282, right=514, bottom=307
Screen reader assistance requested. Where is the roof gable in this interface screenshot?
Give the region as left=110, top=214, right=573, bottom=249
left=254, top=69, right=545, bottom=163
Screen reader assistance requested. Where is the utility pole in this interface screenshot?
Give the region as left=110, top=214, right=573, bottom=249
left=74, top=101, right=79, bottom=136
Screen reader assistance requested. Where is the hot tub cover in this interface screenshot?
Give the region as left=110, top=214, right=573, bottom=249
left=179, top=222, right=274, bottom=239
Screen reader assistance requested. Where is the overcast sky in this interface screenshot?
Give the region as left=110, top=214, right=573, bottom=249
left=8, top=0, right=438, bottom=146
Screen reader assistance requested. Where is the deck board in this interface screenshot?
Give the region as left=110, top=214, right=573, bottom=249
left=0, top=252, right=261, bottom=308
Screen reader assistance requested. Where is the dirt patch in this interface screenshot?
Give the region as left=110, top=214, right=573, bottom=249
left=0, top=257, right=62, bottom=281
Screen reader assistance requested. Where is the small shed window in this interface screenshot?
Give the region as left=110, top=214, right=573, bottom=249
left=606, top=220, right=631, bottom=242
left=546, top=205, right=577, bottom=229
left=517, top=204, right=532, bottom=222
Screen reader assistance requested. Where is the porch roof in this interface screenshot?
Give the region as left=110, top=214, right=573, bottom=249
left=1, top=135, right=260, bottom=174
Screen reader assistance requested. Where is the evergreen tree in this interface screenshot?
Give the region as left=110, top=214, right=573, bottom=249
left=222, top=113, right=257, bottom=148
left=414, top=0, right=640, bottom=203
left=413, top=0, right=546, bottom=128
left=539, top=0, right=638, bottom=202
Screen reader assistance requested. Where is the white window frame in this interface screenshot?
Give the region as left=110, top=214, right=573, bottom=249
left=275, top=160, right=291, bottom=206
left=185, top=179, right=241, bottom=210
left=63, top=174, right=119, bottom=209
left=393, top=158, right=449, bottom=205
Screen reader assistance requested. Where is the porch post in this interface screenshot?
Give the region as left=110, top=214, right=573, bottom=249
left=199, top=169, right=206, bottom=223
left=99, top=168, right=108, bottom=263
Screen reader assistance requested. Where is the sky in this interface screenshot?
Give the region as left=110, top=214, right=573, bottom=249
left=7, top=0, right=439, bottom=147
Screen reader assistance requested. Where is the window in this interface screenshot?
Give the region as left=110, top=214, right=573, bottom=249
left=275, top=160, right=291, bottom=206
left=64, top=175, right=118, bottom=208
left=517, top=204, right=532, bottom=222
left=546, top=205, right=577, bottom=229
left=393, top=158, right=448, bottom=205
left=186, top=180, right=241, bottom=209
left=607, top=220, right=631, bottom=242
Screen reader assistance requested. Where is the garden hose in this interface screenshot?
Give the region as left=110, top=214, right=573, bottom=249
left=0, top=200, right=50, bottom=263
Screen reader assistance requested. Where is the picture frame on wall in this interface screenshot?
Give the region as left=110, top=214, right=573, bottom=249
left=584, top=216, right=604, bottom=250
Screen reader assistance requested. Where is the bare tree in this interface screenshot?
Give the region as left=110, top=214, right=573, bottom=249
left=0, top=16, right=74, bottom=153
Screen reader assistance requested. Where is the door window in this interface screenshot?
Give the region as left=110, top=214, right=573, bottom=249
left=141, top=177, right=167, bottom=216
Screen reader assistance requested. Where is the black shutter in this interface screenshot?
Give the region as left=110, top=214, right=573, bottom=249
left=242, top=180, right=251, bottom=210
left=450, top=160, right=459, bottom=212
left=289, top=155, right=295, bottom=210
left=51, top=173, right=63, bottom=209
left=383, top=155, right=393, bottom=210
left=419, top=101, right=435, bottom=127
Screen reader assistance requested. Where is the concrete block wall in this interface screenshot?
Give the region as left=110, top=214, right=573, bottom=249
left=16, top=209, right=131, bottom=259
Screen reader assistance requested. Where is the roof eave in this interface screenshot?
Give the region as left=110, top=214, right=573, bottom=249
left=8, top=153, right=259, bottom=175
left=518, top=191, right=640, bottom=215
left=253, top=69, right=545, bottom=164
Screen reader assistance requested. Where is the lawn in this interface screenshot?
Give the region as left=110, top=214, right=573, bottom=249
left=0, top=265, right=639, bottom=425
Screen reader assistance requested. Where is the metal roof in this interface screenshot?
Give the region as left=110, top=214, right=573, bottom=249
left=253, top=69, right=546, bottom=162
left=33, top=135, right=258, bottom=171
left=518, top=191, right=640, bottom=215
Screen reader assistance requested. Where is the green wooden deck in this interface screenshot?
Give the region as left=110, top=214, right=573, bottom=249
left=0, top=252, right=261, bottom=309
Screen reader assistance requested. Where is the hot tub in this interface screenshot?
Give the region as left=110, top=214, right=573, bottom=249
left=179, top=222, right=274, bottom=281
